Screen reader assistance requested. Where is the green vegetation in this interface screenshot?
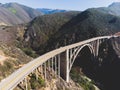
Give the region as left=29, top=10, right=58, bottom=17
left=43, top=9, right=120, bottom=53
left=8, top=8, right=17, bottom=14
left=0, top=43, right=32, bottom=80
left=24, top=8, right=120, bottom=55
left=21, top=47, right=38, bottom=58
left=0, top=60, right=15, bottom=80
left=24, top=11, right=80, bottom=53
left=70, top=68, right=95, bottom=90
left=29, top=73, right=45, bottom=89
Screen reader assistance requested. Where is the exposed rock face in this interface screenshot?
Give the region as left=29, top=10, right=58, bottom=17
left=44, top=78, right=83, bottom=90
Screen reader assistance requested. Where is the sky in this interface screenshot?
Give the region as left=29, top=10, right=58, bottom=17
left=0, top=0, right=120, bottom=11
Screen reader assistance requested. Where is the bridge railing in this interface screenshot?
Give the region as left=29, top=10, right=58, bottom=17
left=0, top=36, right=113, bottom=90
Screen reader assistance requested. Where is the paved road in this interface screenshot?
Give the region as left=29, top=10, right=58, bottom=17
left=0, top=36, right=112, bottom=90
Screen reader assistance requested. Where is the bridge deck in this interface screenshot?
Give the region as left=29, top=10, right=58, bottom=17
left=0, top=36, right=112, bottom=90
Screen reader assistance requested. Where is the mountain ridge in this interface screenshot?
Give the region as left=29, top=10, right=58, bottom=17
left=36, top=8, right=67, bottom=14
left=24, top=8, right=120, bottom=54
left=0, top=3, right=42, bottom=25
left=23, top=11, right=80, bottom=51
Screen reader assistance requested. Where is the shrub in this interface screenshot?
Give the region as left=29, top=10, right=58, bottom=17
left=8, top=8, right=17, bottom=14
left=0, top=60, right=14, bottom=78
left=29, top=74, right=45, bottom=89
left=70, top=68, right=95, bottom=90
left=22, top=48, right=38, bottom=58
left=38, top=76, right=45, bottom=87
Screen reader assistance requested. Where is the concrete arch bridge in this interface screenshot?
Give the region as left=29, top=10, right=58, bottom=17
left=0, top=35, right=118, bottom=90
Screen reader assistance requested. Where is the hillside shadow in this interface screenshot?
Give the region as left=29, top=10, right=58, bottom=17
left=70, top=39, right=120, bottom=90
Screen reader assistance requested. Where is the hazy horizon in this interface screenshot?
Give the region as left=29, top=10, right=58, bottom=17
left=0, top=0, right=120, bottom=11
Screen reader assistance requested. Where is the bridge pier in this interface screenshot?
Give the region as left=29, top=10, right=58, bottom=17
left=92, top=39, right=100, bottom=58
left=66, top=49, right=70, bottom=82
left=35, top=69, right=38, bottom=80
left=96, top=40, right=100, bottom=57
left=52, top=57, right=54, bottom=76
left=48, top=59, right=50, bottom=71
left=0, top=36, right=114, bottom=90
left=58, top=54, right=61, bottom=77
left=55, top=56, right=57, bottom=75
left=44, top=63, right=46, bottom=80
left=40, top=65, right=43, bottom=76
left=25, top=78, right=28, bottom=90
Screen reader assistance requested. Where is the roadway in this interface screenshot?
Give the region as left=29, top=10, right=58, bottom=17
left=0, top=36, right=112, bottom=90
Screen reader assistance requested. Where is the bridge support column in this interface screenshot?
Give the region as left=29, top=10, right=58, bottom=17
left=55, top=56, right=57, bottom=75
left=44, top=63, right=46, bottom=80
left=48, top=59, right=50, bottom=71
left=35, top=69, right=38, bottom=80
left=96, top=40, right=100, bottom=57
left=25, top=78, right=28, bottom=90
left=40, top=65, right=43, bottom=75
left=66, top=49, right=70, bottom=82
left=70, top=49, right=72, bottom=68
left=52, top=57, right=54, bottom=75
left=58, top=54, right=60, bottom=77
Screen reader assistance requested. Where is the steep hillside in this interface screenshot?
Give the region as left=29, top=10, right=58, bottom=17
left=36, top=8, right=67, bottom=14
left=0, top=3, right=42, bottom=25
left=95, top=2, right=120, bottom=17
left=0, top=6, right=22, bottom=25
left=0, top=25, right=32, bottom=81
left=43, top=9, right=120, bottom=52
left=0, top=25, right=26, bottom=45
left=0, top=43, right=32, bottom=81
left=23, top=11, right=80, bottom=51
left=108, top=2, right=120, bottom=16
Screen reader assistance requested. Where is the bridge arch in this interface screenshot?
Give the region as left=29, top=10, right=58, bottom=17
left=0, top=36, right=114, bottom=89
left=69, top=44, right=94, bottom=71
left=69, top=44, right=96, bottom=82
